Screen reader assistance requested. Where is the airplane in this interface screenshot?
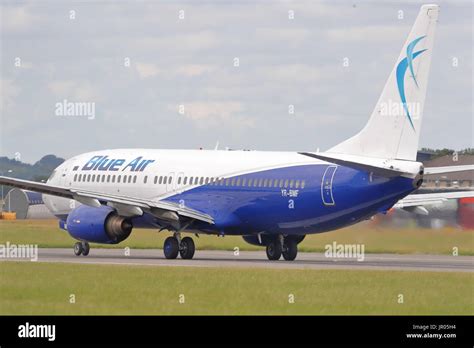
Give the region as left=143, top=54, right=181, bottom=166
left=1, top=4, right=473, bottom=261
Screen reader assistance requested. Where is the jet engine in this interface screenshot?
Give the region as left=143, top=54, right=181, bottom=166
left=66, top=205, right=132, bottom=244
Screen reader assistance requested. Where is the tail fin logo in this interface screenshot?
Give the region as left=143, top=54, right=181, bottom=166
left=396, top=35, right=427, bottom=131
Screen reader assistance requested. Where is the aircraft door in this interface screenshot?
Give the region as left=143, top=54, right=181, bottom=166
left=321, top=165, right=337, bottom=206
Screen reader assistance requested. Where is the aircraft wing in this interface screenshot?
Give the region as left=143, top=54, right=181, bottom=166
left=0, top=176, right=214, bottom=225
left=394, top=191, right=474, bottom=209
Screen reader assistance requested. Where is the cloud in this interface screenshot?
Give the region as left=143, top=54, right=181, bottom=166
left=260, top=64, right=322, bottom=83
left=48, top=80, right=100, bottom=101
left=1, top=5, right=38, bottom=32
left=134, top=31, right=219, bottom=52
left=135, top=62, right=162, bottom=79
left=170, top=101, right=254, bottom=129
left=176, top=64, right=216, bottom=77
left=0, top=79, right=21, bottom=113
left=326, top=25, right=403, bottom=42
left=255, top=28, right=311, bottom=45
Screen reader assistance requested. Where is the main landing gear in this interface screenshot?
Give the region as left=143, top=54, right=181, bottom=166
left=266, top=235, right=298, bottom=261
left=73, top=241, right=90, bottom=256
left=163, top=232, right=195, bottom=260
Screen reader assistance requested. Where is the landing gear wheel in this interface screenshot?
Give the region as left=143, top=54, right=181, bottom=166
left=73, top=242, right=83, bottom=256
left=81, top=242, right=90, bottom=256
left=164, top=237, right=179, bottom=259
left=266, top=241, right=282, bottom=260
left=282, top=240, right=298, bottom=261
left=179, top=237, right=195, bottom=259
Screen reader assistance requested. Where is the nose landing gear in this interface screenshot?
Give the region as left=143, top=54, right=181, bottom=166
left=73, top=241, right=90, bottom=256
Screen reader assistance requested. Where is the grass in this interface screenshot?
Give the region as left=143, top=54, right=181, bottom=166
left=0, top=261, right=472, bottom=315
left=0, top=219, right=473, bottom=255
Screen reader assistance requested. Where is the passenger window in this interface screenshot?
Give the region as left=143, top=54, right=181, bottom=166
left=184, top=177, right=188, bottom=185
left=254, top=179, right=259, bottom=187
left=111, top=175, right=115, bottom=183
left=248, top=178, right=253, bottom=187
left=177, top=176, right=181, bottom=185
left=118, top=176, right=121, bottom=183
left=225, top=178, right=230, bottom=186
left=263, top=179, right=268, bottom=187
left=107, top=175, right=111, bottom=183
left=231, top=178, right=236, bottom=186
left=168, top=176, right=172, bottom=184
left=258, top=178, right=263, bottom=187
left=189, top=177, right=193, bottom=185
left=301, top=180, right=306, bottom=189
left=129, top=176, right=133, bottom=184
left=242, top=178, right=246, bottom=186
left=290, top=179, right=294, bottom=188
left=74, top=174, right=77, bottom=181
left=144, top=176, right=148, bottom=184
left=295, top=180, right=300, bottom=188
left=284, top=179, right=289, bottom=187
left=279, top=179, right=284, bottom=188
left=154, top=176, right=158, bottom=184
left=205, top=177, right=210, bottom=184
left=87, top=174, right=91, bottom=182
left=236, top=178, right=241, bottom=186
left=133, top=176, right=137, bottom=184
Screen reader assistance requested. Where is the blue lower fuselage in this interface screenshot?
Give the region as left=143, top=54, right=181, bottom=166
left=130, top=164, right=416, bottom=236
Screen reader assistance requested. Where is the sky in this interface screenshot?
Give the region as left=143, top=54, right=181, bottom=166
left=0, top=0, right=472, bottom=163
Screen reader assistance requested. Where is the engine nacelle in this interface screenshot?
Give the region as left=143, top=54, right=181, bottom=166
left=242, top=234, right=306, bottom=246
left=66, top=205, right=133, bottom=244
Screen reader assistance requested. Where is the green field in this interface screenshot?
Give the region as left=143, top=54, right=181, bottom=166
left=0, top=219, right=473, bottom=255
left=0, top=261, right=472, bottom=315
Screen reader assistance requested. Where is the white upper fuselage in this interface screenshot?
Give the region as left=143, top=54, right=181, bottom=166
left=44, top=148, right=321, bottom=216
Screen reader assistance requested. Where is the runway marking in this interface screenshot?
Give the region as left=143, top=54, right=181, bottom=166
left=1, top=248, right=472, bottom=272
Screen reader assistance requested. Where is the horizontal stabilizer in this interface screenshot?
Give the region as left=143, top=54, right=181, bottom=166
left=394, top=190, right=474, bottom=209
left=424, top=165, right=474, bottom=175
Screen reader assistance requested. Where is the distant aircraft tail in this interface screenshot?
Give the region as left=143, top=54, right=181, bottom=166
left=329, top=4, right=439, bottom=161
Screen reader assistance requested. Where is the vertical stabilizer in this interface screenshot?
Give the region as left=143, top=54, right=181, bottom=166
left=329, top=5, right=439, bottom=161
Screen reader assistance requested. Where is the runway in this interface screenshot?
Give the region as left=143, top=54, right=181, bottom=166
left=1, top=248, right=473, bottom=272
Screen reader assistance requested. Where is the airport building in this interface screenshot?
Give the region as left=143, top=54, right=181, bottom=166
left=421, top=154, right=474, bottom=189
